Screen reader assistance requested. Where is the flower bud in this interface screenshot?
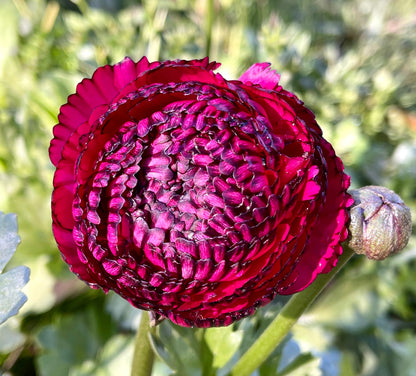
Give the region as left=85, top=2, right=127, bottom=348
left=348, top=186, right=412, bottom=260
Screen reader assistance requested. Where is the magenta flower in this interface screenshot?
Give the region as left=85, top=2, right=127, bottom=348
left=50, top=57, right=352, bottom=327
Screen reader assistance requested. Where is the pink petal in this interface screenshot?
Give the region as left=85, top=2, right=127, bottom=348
left=239, top=63, right=281, bottom=90
left=133, top=218, right=149, bottom=248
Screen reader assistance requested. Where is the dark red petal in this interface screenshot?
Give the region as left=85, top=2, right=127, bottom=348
left=50, top=57, right=156, bottom=166
left=283, top=140, right=352, bottom=293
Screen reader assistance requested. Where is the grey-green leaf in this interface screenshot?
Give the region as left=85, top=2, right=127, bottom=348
left=0, top=212, right=20, bottom=273
left=0, top=266, right=30, bottom=324
left=0, top=212, right=30, bottom=324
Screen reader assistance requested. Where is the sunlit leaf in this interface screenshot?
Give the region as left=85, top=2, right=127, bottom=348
left=205, top=326, right=243, bottom=368
left=0, top=0, right=18, bottom=76
left=69, top=335, right=134, bottom=376
left=19, top=255, right=56, bottom=315
left=307, top=270, right=387, bottom=332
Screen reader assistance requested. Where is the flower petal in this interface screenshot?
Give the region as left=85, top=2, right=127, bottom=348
left=50, top=57, right=155, bottom=166
left=239, top=62, right=281, bottom=90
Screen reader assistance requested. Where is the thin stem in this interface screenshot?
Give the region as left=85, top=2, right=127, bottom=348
left=131, top=312, right=155, bottom=376
left=205, top=0, right=214, bottom=56
left=229, top=247, right=355, bottom=376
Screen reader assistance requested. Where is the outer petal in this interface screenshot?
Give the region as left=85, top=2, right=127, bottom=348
left=239, top=63, right=281, bottom=90
left=49, top=57, right=221, bottom=167
left=50, top=57, right=156, bottom=167
left=112, top=58, right=222, bottom=102
left=282, top=139, right=352, bottom=294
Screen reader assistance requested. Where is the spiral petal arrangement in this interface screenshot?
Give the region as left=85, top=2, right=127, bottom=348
left=50, top=57, right=352, bottom=327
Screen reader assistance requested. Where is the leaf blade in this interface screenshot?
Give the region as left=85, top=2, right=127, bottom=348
left=0, top=212, right=20, bottom=273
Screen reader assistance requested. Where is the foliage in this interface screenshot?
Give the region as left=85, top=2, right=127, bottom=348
left=0, top=0, right=415, bottom=375
left=0, top=212, right=29, bottom=325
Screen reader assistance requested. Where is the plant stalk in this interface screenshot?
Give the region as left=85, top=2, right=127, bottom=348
left=205, top=0, right=214, bottom=56
left=229, top=246, right=355, bottom=376
left=131, top=312, right=155, bottom=376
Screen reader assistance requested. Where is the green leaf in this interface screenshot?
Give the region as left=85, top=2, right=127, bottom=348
left=307, top=270, right=386, bottom=332
left=19, top=255, right=56, bottom=314
left=339, top=353, right=356, bottom=376
left=105, top=292, right=141, bottom=331
left=69, top=334, right=134, bottom=376
left=0, top=212, right=30, bottom=324
left=278, top=354, right=321, bottom=376
left=150, top=321, right=207, bottom=376
left=275, top=339, right=319, bottom=376
left=205, top=326, right=243, bottom=369
left=36, top=304, right=116, bottom=376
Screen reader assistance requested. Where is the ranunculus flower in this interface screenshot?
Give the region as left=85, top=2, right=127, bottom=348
left=50, top=57, right=352, bottom=327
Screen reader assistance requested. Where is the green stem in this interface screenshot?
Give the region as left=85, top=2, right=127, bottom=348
left=229, top=247, right=355, bottom=376
left=131, top=312, right=155, bottom=376
left=205, top=0, right=214, bottom=56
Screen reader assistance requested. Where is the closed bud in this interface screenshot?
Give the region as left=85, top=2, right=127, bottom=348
left=348, top=186, right=412, bottom=260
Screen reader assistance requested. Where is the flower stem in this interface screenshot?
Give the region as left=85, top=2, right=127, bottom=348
left=229, top=246, right=355, bottom=376
left=131, top=312, right=155, bottom=376
left=205, top=0, right=214, bottom=56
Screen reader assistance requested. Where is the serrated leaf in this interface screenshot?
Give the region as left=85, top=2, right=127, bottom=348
left=205, top=326, right=243, bottom=368
left=0, top=266, right=30, bottom=324
left=0, top=212, right=29, bottom=324
left=0, top=212, right=20, bottom=273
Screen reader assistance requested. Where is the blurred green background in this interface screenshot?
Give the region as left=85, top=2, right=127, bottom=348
left=0, top=0, right=415, bottom=375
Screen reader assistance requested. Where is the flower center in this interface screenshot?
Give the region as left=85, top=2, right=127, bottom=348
left=72, top=82, right=286, bottom=308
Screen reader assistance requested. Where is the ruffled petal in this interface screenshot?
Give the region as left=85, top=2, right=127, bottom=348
left=282, top=137, right=352, bottom=294
left=50, top=57, right=155, bottom=166
left=113, top=58, right=222, bottom=102
left=239, top=62, right=281, bottom=90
